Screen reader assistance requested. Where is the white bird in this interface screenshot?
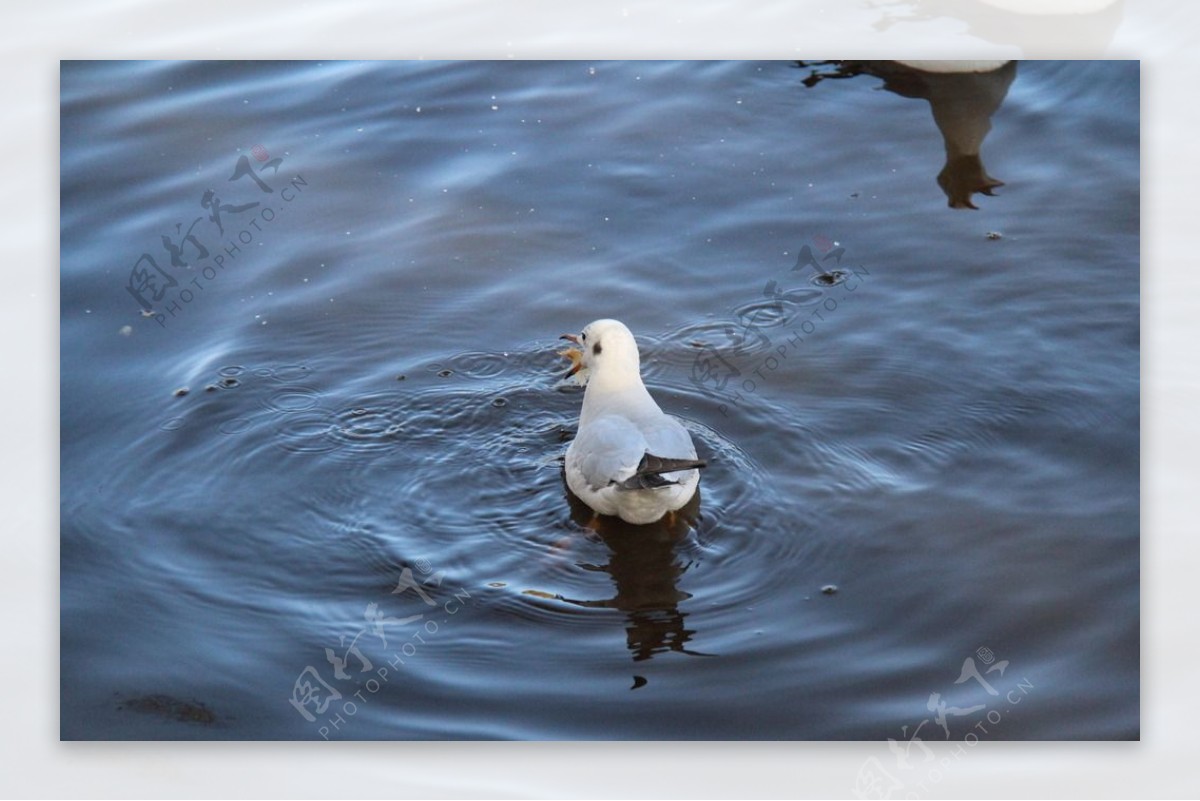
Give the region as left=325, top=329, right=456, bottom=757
left=892, top=60, right=1011, bottom=74
left=559, top=319, right=706, bottom=525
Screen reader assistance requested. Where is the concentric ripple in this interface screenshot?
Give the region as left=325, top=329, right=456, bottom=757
left=274, top=411, right=342, bottom=454
left=152, top=352, right=847, bottom=647
left=325, top=392, right=410, bottom=454
left=264, top=386, right=322, bottom=413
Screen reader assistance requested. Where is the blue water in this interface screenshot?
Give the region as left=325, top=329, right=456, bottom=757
left=60, top=60, right=1139, bottom=740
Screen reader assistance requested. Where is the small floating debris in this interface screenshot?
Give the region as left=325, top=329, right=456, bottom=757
left=631, top=676, right=648, bottom=690
left=522, top=589, right=561, bottom=600
left=491, top=397, right=508, bottom=408
left=118, top=694, right=217, bottom=726
left=118, top=325, right=133, bottom=336
left=396, top=374, right=406, bottom=381
left=821, top=584, right=839, bottom=595
left=437, top=369, right=453, bottom=378
left=172, top=387, right=189, bottom=397
left=204, top=384, right=219, bottom=392
left=487, top=581, right=507, bottom=588
left=219, top=376, right=240, bottom=388
left=986, top=231, right=1003, bottom=240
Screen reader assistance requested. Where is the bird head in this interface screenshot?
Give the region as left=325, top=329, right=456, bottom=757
left=559, top=318, right=641, bottom=388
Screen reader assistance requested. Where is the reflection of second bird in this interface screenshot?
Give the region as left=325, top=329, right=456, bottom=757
left=870, top=60, right=1016, bottom=209
left=802, top=60, right=1017, bottom=210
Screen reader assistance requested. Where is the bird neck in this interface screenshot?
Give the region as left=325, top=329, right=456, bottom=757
left=580, top=371, right=655, bottom=423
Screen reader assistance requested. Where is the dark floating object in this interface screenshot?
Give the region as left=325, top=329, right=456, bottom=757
left=220, top=376, right=240, bottom=388
left=396, top=374, right=406, bottom=381
left=437, top=369, right=453, bottom=377
left=812, top=270, right=848, bottom=287
left=821, top=584, right=839, bottom=595
left=986, top=231, right=1003, bottom=240
left=172, top=387, right=189, bottom=397
left=118, top=694, right=217, bottom=725
left=205, top=384, right=219, bottom=392
left=491, top=397, right=508, bottom=407
left=631, top=675, right=648, bottom=690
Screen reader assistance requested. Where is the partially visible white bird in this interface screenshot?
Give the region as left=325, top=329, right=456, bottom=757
left=893, top=60, right=1011, bottom=74
left=558, top=319, right=706, bottom=525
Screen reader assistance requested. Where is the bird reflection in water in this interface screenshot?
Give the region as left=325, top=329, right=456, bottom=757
left=557, top=479, right=710, bottom=664
left=797, top=60, right=1017, bottom=209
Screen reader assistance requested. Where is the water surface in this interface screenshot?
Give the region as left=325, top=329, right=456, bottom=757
left=60, top=60, right=1139, bottom=740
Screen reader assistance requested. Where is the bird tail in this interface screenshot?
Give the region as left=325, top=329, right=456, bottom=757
left=617, top=453, right=707, bottom=490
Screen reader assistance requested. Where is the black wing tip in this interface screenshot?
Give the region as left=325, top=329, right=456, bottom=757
left=618, top=472, right=676, bottom=490
left=637, top=453, right=707, bottom=475
left=615, top=453, right=706, bottom=490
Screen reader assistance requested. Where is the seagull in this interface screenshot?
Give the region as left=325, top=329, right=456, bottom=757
left=559, top=319, right=706, bottom=525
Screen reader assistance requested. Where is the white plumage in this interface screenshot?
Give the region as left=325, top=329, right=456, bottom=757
left=560, top=319, right=705, bottom=525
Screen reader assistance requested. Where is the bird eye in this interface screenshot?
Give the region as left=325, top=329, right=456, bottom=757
left=581, top=333, right=587, bottom=342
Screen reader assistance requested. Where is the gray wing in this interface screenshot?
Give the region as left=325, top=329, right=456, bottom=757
left=569, top=415, right=651, bottom=491
left=570, top=413, right=704, bottom=491
left=624, top=415, right=705, bottom=488
left=641, top=413, right=699, bottom=462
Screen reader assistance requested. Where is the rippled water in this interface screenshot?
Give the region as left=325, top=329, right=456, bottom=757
left=60, top=60, right=1138, bottom=740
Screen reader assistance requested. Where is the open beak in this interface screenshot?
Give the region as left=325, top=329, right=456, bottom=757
left=557, top=334, right=583, bottom=378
